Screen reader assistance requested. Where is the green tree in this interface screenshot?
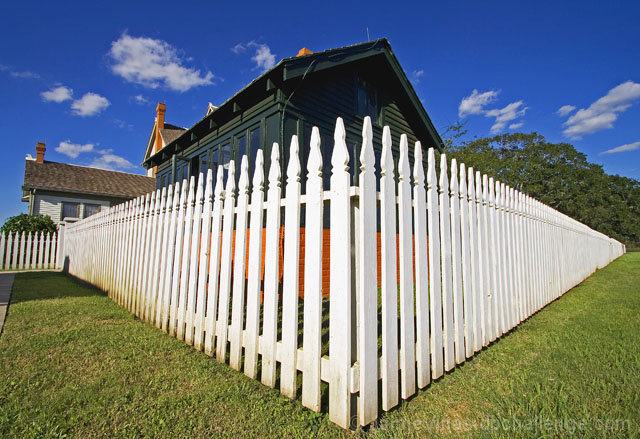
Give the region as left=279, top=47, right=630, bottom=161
left=442, top=130, right=640, bottom=248
left=1, top=214, right=57, bottom=236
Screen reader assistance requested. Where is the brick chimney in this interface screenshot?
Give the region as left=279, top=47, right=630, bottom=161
left=35, top=142, right=46, bottom=163
left=297, top=47, right=313, bottom=57
left=154, top=102, right=166, bottom=154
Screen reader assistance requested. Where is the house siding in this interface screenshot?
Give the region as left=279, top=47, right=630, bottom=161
left=33, top=192, right=117, bottom=223
left=153, top=64, right=430, bottom=191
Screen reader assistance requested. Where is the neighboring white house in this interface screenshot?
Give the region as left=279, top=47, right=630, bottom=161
left=22, top=142, right=156, bottom=224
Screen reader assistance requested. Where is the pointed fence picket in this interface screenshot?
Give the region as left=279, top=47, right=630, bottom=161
left=397, top=134, right=416, bottom=399
left=229, top=156, right=250, bottom=370
left=379, top=126, right=399, bottom=410
left=280, top=136, right=302, bottom=397
left=60, top=116, right=626, bottom=430
left=261, top=148, right=281, bottom=387
left=301, top=130, right=323, bottom=410
left=0, top=230, right=61, bottom=272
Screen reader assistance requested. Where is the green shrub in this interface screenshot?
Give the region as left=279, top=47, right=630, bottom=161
left=0, top=214, right=57, bottom=236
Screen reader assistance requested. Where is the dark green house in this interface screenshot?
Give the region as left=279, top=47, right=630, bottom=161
left=142, top=39, right=443, bottom=189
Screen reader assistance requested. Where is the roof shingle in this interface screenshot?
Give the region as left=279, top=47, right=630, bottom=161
left=23, top=160, right=156, bottom=199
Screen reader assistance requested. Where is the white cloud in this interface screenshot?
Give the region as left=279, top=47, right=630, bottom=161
left=412, top=69, right=424, bottom=84
left=133, top=94, right=149, bottom=104
left=0, top=64, right=7, bottom=71
left=109, top=33, right=214, bottom=92
left=562, top=81, right=640, bottom=139
left=114, top=119, right=133, bottom=129
left=230, top=43, right=247, bottom=54
left=509, top=122, right=524, bottom=130
left=88, top=153, right=135, bottom=171
left=556, top=105, right=576, bottom=117
left=485, top=101, right=528, bottom=134
left=56, top=140, right=135, bottom=171
left=233, top=41, right=277, bottom=72
left=601, top=141, right=640, bottom=155
left=249, top=42, right=276, bottom=71
left=459, top=89, right=499, bottom=118
left=10, top=70, right=39, bottom=79
left=71, top=92, right=110, bottom=116
left=41, top=85, right=74, bottom=103
left=55, top=140, right=95, bottom=158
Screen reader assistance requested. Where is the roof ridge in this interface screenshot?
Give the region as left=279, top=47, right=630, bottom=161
left=27, top=159, right=152, bottom=178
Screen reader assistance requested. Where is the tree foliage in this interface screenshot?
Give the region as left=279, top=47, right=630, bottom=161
left=1, top=214, right=57, bottom=236
left=444, top=131, right=640, bottom=248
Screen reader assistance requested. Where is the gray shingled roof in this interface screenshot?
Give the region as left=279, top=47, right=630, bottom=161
left=159, top=125, right=186, bottom=145
left=23, top=160, right=156, bottom=198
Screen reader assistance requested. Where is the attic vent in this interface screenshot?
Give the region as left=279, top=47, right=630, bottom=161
left=206, top=102, right=217, bottom=116
left=266, top=78, right=276, bottom=91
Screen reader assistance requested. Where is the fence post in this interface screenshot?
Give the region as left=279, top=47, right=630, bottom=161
left=244, top=151, right=266, bottom=379
left=230, top=157, right=251, bottom=369
left=19, top=232, right=26, bottom=270
left=398, top=134, right=416, bottom=398
left=413, top=141, right=430, bottom=387
left=301, top=129, right=323, bottom=410
left=216, top=168, right=236, bottom=360
left=179, top=180, right=197, bottom=340
left=157, top=186, right=175, bottom=330
left=186, top=175, right=206, bottom=346
left=204, top=169, right=225, bottom=354
left=356, top=116, right=378, bottom=425
left=261, top=146, right=282, bottom=387
left=439, top=155, right=455, bottom=371
left=379, top=126, right=399, bottom=410
left=459, top=164, right=474, bottom=358
left=281, top=136, right=302, bottom=397
left=329, top=117, right=354, bottom=429
left=467, top=168, right=482, bottom=352
left=194, top=170, right=214, bottom=350
left=0, top=233, right=5, bottom=270
left=169, top=184, right=188, bottom=336
left=427, top=148, right=444, bottom=377
left=450, top=159, right=465, bottom=364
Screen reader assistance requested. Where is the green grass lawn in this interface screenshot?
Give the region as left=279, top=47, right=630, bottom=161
left=1, top=254, right=639, bottom=438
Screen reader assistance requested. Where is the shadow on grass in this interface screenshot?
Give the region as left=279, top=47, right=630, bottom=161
left=11, top=271, right=104, bottom=304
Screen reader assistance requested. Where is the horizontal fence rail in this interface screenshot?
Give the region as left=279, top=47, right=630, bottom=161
left=0, top=231, right=59, bottom=271
left=62, top=117, right=625, bottom=429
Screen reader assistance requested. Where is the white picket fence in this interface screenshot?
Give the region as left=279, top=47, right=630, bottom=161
left=0, top=231, right=59, bottom=271
left=62, top=117, right=625, bottom=428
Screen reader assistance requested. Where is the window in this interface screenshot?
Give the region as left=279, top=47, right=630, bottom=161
left=200, top=153, right=208, bottom=176
left=190, top=156, right=200, bottom=180
left=211, top=147, right=219, bottom=180
left=62, top=202, right=80, bottom=219
left=236, top=134, right=247, bottom=176
left=183, top=164, right=189, bottom=182
left=220, top=142, right=231, bottom=168
left=84, top=204, right=100, bottom=218
left=249, top=126, right=261, bottom=176
left=357, top=75, right=379, bottom=122
left=220, top=141, right=231, bottom=183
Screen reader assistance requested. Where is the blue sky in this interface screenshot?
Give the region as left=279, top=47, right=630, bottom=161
left=1, top=0, right=639, bottom=223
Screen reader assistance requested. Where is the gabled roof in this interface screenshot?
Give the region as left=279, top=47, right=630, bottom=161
left=143, top=121, right=186, bottom=163
left=160, top=123, right=187, bottom=145
left=23, top=160, right=156, bottom=199
left=144, top=38, right=443, bottom=167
